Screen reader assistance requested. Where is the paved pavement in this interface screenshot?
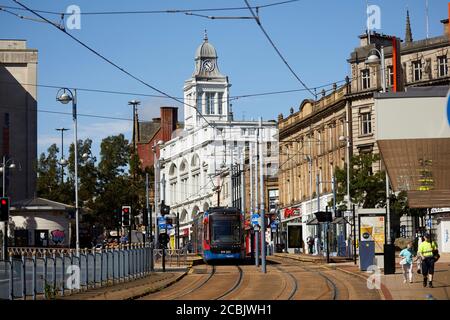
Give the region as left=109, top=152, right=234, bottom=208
left=50, top=253, right=450, bottom=300
left=276, top=252, right=450, bottom=300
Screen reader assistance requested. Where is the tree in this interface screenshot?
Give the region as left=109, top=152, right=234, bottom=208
left=67, top=138, right=98, bottom=209
left=93, top=134, right=132, bottom=228
left=333, top=153, right=386, bottom=210
left=36, top=144, right=72, bottom=203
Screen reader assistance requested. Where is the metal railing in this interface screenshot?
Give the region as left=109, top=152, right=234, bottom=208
left=153, top=249, right=187, bottom=268
left=0, top=243, right=161, bottom=300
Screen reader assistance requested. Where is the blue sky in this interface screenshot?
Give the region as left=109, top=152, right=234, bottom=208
left=1, top=0, right=449, bottom=159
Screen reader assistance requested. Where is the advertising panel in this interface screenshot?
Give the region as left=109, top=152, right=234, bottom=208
left=287, top=223, right=303, bottom=249
left=359, top=215, right=385, bottom=254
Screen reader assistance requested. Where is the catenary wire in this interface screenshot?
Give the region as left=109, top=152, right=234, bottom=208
left=0, top=1, right=301, bottom=16
left=12, top=0, right=216, bottom=129
left=244, top=0, right=316, bottom=98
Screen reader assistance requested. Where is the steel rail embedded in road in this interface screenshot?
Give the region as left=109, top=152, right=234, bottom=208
left=214, top=265, right=243, bottom=300
left=271, top=264, right=298, bottom=300
left=170, top=264, right=216, bottom=300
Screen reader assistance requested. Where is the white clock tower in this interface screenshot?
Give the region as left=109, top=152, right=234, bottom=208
left=183, top=31, right=231, bottom=130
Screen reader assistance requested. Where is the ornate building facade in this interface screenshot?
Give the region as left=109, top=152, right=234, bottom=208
left=159, top=34, right=278, bottom=243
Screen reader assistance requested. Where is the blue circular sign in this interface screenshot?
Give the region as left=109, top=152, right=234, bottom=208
left=447, top=92, right=450, bottom=126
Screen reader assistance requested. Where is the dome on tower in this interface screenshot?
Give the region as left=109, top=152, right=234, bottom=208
left=195, top=31, right=217, bottom=59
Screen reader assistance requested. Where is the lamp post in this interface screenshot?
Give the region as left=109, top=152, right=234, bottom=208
left=56, top=88, right=79, bottom=255
left=56, top=128, right=69, bottom=184
left=365, top=47, right=391, bottom=245
left=152, top=140, right=164, bottom=248
left=365, top=47, right=386, bottom=93
left=0, top=156, right=18, bottom=260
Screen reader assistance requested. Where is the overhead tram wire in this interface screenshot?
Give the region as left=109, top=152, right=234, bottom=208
left=244, top=0, right=316, bottom=99
left=0, top=78, right=345, bottom=103
left=0, top=1, right=301, bottom=16
left=12, top=0, right=215, bottom=129
left=0, top=103, right=132, bottom=122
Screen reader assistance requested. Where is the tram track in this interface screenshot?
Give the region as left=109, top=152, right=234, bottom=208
left=269, top=255, right=339, bottom=300
left=271, top=264, right=298, bottom=300
left=173, top=264, right=216, bottom=300
left=214, top=265, right=243, bottom=300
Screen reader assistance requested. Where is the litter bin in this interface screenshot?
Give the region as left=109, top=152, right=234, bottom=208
left=384, top=244, right=396, bottom=275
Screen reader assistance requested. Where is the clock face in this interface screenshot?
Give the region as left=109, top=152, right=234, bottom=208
left=202, top=59, right=214, bottom=72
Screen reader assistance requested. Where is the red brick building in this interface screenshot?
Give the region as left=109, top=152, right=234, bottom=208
left=136, top=106, right=180, bottom=170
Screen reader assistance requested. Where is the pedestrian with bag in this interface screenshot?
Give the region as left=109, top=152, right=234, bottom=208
left=399, top=242, right=415, bottom=283
left=418, top=233, right=439, bottom=288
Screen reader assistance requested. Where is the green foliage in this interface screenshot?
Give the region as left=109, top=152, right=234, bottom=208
left=333, top=153, right=386, bottom=210
left=37, top=144, right=72, bottom=204
left=333, top=153, right=424, bottom=217
left=37, top=134, right=153, bottom=232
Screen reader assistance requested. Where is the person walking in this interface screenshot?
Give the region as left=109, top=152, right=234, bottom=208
left=418, top=233, right=439, bottom=288
left=306, top=236, right=314, bottom=254
left=399, top=242, right=415, bottom=283
left=314, top=235, right=320, bottom=255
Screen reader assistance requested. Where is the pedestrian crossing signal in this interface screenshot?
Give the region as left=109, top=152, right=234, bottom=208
left=0, top=197, right=9, bottom=222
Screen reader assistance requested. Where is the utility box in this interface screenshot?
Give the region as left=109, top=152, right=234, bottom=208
left=359, top=240, right=375, bottom=271
left=384, top=244, right=396, bottom=274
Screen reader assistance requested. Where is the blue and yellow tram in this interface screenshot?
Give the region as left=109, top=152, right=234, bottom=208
left=192, top=207, right=245, bottom=262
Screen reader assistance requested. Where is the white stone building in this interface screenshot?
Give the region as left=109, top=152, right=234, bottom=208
left=159, top=34, right=278, bottom=243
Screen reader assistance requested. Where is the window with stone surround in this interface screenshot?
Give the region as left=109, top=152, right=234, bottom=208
left=361, top=69, right=370, bottom=89
left=438, top=55, right=448, bottom=78
left=412, top=60, right=423, bottom=81
left=387, top=66, right=394, bottom=87
left=360, top=112, right=372, bottom=135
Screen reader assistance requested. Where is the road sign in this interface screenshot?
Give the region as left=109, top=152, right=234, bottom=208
left=158, top=216, right=167, bottom=231
left=270, top=222, right=277, bottom=232
left=251, top=214, right=260, bottom=226
left=426, top=218, right=432, bottom=228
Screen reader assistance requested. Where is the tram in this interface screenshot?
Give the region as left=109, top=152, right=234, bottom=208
left=192, top=207, right=245, bottom=262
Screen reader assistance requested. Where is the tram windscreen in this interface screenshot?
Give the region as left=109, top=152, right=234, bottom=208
left=210, top=215, right=240, bottom=243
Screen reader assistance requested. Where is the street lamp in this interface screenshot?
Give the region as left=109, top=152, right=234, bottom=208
left=56, top=88, right=80, bottom=255
left=56, top=128, right=70, bottom=184
left=128, top=99, right=141, bottom=155
left=364, top=47, right=392, bottom=247
left=0, top=156, right=20, bottom=197
left=365, top=47, right=386, bottom=93
left=0, top=156, right=20, bottom=260
left=152, top=140, right=164, bottom=248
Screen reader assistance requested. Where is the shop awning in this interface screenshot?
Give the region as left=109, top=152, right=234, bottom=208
left=306, top=218, right=319, bottom=225
left=375, top=87, right=450, bottom=208
left=332, top=217, right=349, bottom=224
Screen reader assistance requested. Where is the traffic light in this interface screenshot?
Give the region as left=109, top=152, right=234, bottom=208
left=113, top=208, right=121, bottom=226
left=160, top=200, right=170, bottom=216
left=122, top=205, right=131, bottom=227
left=0, top=197, right=9, bottom=222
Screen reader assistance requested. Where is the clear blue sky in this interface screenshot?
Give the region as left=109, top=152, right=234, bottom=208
left=1, top=0, right=448, bottom=159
